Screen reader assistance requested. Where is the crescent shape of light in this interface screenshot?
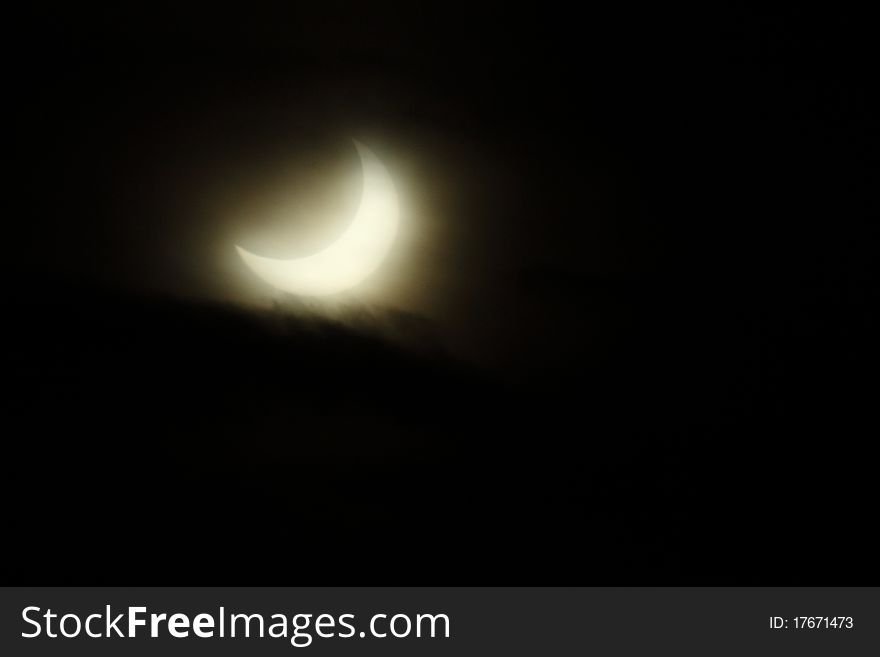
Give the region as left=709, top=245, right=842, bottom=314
left=236, top=141, right=399, bottom=296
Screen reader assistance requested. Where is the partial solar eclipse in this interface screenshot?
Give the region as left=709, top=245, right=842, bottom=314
left=236, top=141, right=400, bottom=296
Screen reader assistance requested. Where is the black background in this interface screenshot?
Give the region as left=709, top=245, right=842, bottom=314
left=4, top=4, right=876, bottom=583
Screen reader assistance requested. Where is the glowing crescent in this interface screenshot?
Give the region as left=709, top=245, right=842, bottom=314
left=236, top=141, right=399, bottom=296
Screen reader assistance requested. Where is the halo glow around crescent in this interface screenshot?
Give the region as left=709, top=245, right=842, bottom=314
left=236, top=141, right=399, bottom=296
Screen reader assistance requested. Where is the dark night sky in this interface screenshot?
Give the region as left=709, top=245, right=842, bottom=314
left=4, top=4, right=877, bottom=583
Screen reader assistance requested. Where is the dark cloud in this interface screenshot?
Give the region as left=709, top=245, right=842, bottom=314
left=5, top=262, right=875, bottom=583
left=1, top=284, right=690, bottom=580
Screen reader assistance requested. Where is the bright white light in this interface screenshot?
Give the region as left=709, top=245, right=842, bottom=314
left=236, top=141, right=399, bottom=296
